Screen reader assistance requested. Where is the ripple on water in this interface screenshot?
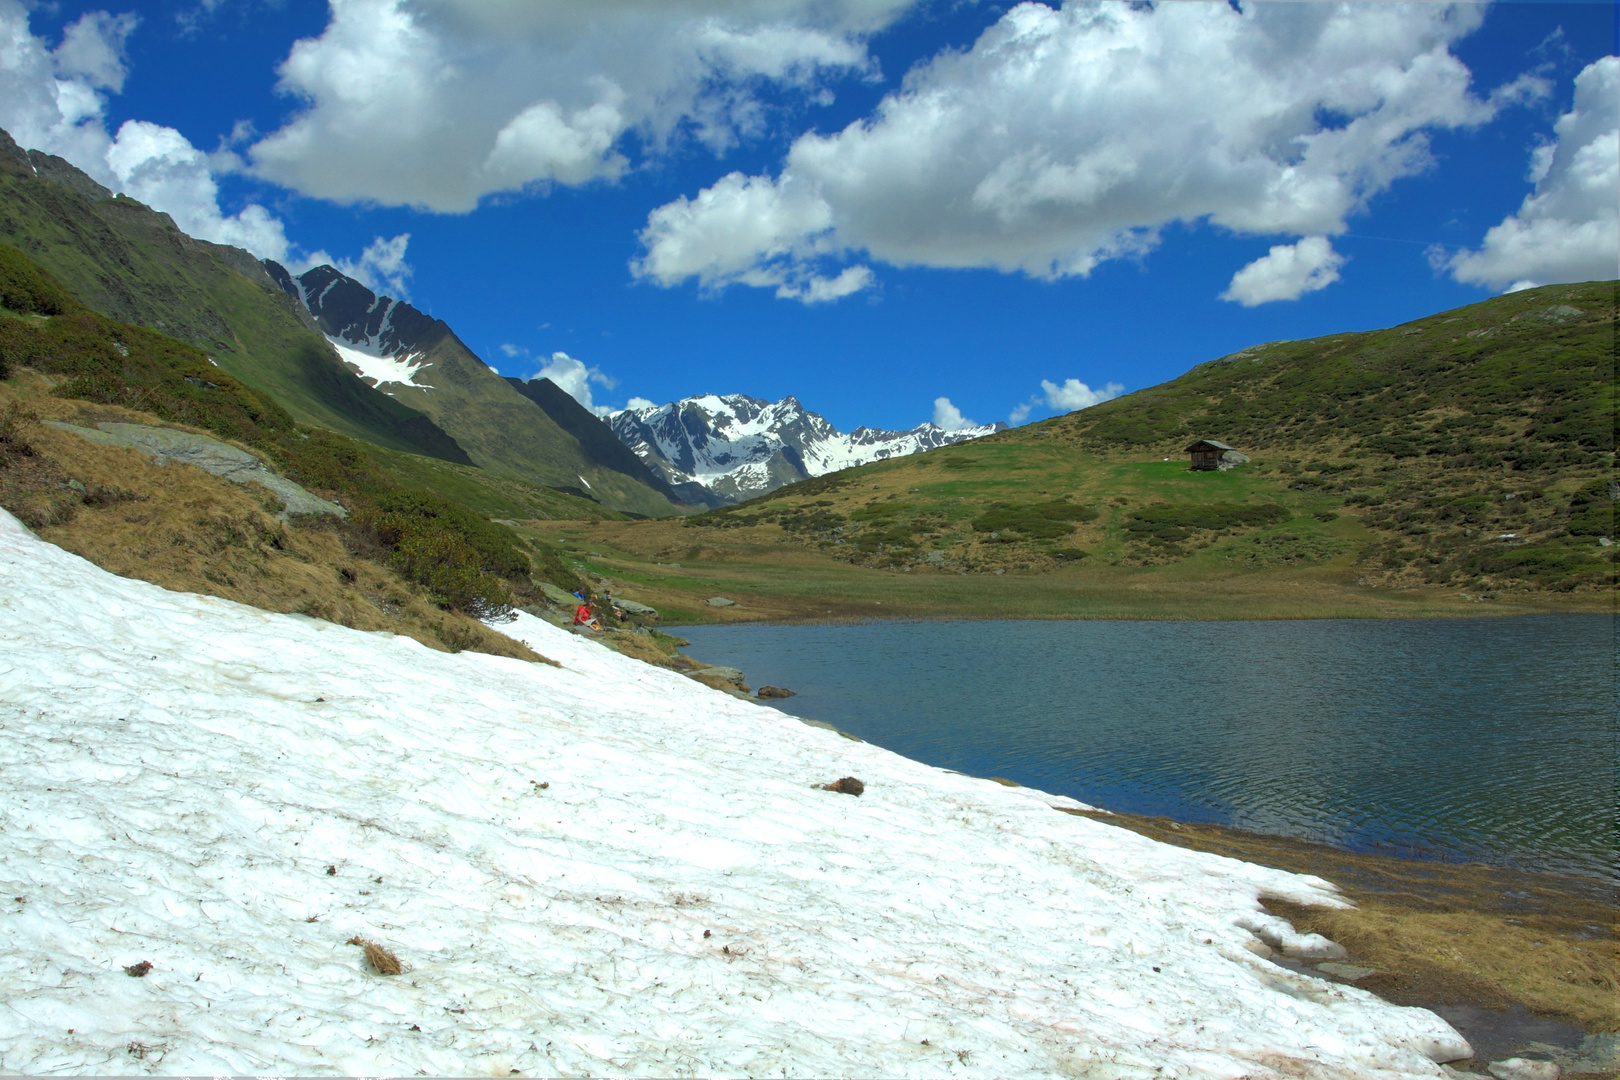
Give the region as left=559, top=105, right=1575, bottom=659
left=680, top=615, right=1616, bottom=883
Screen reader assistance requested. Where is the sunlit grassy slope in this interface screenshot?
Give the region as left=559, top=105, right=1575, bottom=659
left=0, top=244, right=608, bottom=628
left=532, top=282, right=1615, bottom=622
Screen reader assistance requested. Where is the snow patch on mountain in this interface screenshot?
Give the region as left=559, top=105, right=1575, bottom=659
left=279, top=264, right=440, bottom=392
left=0, top=507, right=1470, bottom=1076
left=609, top=394, right=1002, bottom=502
left=326, top=336, right=433, bottom=391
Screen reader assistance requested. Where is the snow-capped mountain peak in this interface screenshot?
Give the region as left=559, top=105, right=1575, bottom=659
left=609, top=393, right=1002, bottom=503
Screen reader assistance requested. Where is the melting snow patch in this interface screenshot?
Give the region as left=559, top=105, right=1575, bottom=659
left=0, top=508, right=1469, bottom=1076
left=327, top=336, right=434, bottom=390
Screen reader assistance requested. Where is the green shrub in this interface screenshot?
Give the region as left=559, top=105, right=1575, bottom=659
left=1461, top=543, right=1606, bottom=588
left=971, top=500, right=1098, bottom=539
left=387, top=531, right=513, bottom=619
left=352, top=489, right=531, bottom=618
left=0, top=402, right=37, bottom=465
left=529, top=542, right=584, bottom=596
left=0, top=245, right=73, bottom=316
left=850, top=501, right=907, bottom=521
left=1564, top=480, right=1615, bottom=537
left=776, top=506, right=845, bottom=533
left=1126, top=502, right=1290, bottom=543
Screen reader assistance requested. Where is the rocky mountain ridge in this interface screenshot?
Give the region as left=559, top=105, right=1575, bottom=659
left=264, top=261, right=679, bottom=516
left=609, top=394, right=1002, bottom=503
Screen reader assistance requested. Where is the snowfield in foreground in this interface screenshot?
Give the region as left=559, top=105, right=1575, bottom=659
left=0, top=508, right=1469, bottom=1077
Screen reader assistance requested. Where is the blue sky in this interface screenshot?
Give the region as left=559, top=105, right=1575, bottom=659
left=2, top=0, right=1615, bottom=432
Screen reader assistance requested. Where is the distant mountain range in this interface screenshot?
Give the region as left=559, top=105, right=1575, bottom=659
left=0, top=123, right=998, bottom=515
left=271, top=261, right=1001, bottom=507
left=610, top=394, right=1003, bottom=502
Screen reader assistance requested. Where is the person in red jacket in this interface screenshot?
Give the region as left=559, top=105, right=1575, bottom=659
left=573, top=602, right=600, bottom=631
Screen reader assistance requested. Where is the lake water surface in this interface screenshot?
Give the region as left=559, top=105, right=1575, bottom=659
left=679, top=615, right=1615, bottom=882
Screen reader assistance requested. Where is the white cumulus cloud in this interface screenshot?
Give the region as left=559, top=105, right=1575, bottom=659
left=0, top=2, right=293, bottom=261
left=932, top=396, right=979, bottom=432
left=1041, top=378, right=1123, bottom=412
left=636, top=2, right=1513, bottom=303
left=1221, top=236, right=1346, bottom=307
left=248, top=0, right=922, bottom=212
left=1011, top=376, right=1123, bottom=423
left=631, top=170, right=873, bottom=301
left=104, top=120, right=294, bottom=260
left=533, top=351, right=620, bottom=416
left=1441, top=56, right=1619, bottom=292
left=50, top=10, right=138, bottom=91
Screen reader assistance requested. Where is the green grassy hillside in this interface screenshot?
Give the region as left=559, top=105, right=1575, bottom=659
left=598, top=282, right=1614, bottom=614
left=0, top=129, right=469, bottom=465
left=1062, top=281, right=1613, bottom=469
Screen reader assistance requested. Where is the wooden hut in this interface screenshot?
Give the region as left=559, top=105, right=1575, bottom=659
left=1186, top=439, right=1235, bottom=471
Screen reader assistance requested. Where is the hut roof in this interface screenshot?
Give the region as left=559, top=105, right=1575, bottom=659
left=1185, top=439, right=1235, bottom=452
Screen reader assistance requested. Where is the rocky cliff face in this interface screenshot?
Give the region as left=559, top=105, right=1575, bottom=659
left=609, top=394, right=1002, bottom=503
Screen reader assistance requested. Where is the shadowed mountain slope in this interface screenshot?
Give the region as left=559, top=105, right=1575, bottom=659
left=504, top=375, right=722, bottom=509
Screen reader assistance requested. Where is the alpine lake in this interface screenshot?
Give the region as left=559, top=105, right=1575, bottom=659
left=678, top=614, right=1615, bottom=885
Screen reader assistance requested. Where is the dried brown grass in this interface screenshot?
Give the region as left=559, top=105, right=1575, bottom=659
left=1063, top=808, right=1617, bottom=1033
left=687, top=669, right=751, bottom=695
left=599, top=629, right=675, bottom=668
left=347, top=936, right=402, bottom=975
left=0, top=375, right=552, bottom=664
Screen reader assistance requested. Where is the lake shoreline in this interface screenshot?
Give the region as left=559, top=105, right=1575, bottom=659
left=1056, top=807, right=1617, bottom=1075
left=660, top=593, right=1615, bottom=628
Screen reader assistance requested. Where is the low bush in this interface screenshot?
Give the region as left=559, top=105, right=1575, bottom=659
left=351, top=489, right=532, bottom=618
left=971, top=500, right=1098, bottom=539
left=1460, top=542, right=1609, bottom=589
left=1563, top=479, right=1614, bottom=537
left=0, top=402, right=36, bottom=466
left=1125, top=502, right=1289, bottom=543
left=0, top=245, right=73, bottom=317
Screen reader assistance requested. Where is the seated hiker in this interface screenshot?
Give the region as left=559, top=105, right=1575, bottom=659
left=572, top=602, right=601, bottom=631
